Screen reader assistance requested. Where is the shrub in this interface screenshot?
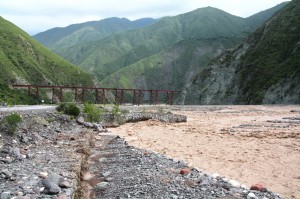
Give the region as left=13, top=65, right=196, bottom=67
left=83, top=103, right=103, bottom=122
left=1, top=113, right=22, bottom=135
left=156, top=106, right=164, bottom=114
left=56, top=103, right=66, bottom=112
left=56, top=103, right=80, bottom=117
left=64, top=103, right=80, bottom=117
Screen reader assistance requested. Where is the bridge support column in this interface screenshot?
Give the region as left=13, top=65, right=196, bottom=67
left=59, top=88, right=64, bottom=102
left=82, top=89, right=85, bottom=102
left=115, top=89, right=124, bottom=104
left=166, top=91, right=175, bottom=105
left=150, top=90, right=159, bottom=105
left=96, top=89, right=106, bottom=104
left=75, top=88, right=78, bottom=102
left=133, top=90, right=143, bottom=105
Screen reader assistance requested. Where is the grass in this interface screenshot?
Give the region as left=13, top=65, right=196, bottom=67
left=0, top=113, right=22, bottom=135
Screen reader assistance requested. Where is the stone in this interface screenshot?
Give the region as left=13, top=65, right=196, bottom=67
left=59, top=180, right=71, bottom=188
left=93, top=123, right=106, bottom=132
left=57, top=195, right=71, bottom=199
left=102, top=171, right=111, bottom=177
left=42, top=173, right=64, bottom=194
left=0, top=192, right=10, bottom=199
left=96, top=182, right=109, bottom=191
left=46, top=173, right=64, bottom=185
left=84, top=122, right=93, bottom=128
left=17, top=192, right=24, bottom=197
left=39, top=171, right=49, bottom=179
left=250, top=183, right=267, bottom=192
left=11, top=147, right=21, bottom=157
left=247, top=192, right=258, bottom=199
left=43, top=181, right=61, bottom=194
left=180, top=168, right=190, bottom=175
left=228, top=179, right=240, bottom=188
left=1, top=170, right=12, bottom=179
left=77, top=116, right=84, bottom=124
left=212, top=173, right=220, bottom=178
left=222, top=177, right=229, bottom=182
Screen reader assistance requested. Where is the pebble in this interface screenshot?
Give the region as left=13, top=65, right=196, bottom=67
left=46, top=173, right=63, bottom=185
left=43, top=181, right=61, bottom=194
left=57, top=194, right=71, bottom=199
left=250, top=183, right=267, bottom=192
left=228, top=179, right=240, bottom=187
left=179, top=168, right=190, bottom=175
left=39, top=172, right=49, bottom=179
left=0, top=192, right=10, bottom=199
left=102, top=171, right=111, bottom=177
left=83, top=122, right=93, bottom=128
left=96, top=182, right=109, bottom=191
left=247, top=192, right=258, bottom=199
left=59, top=180, right=71, bottom=188
left=222, top=177, right=229, bottom=182
left=212, top=173, right=220, bottom=178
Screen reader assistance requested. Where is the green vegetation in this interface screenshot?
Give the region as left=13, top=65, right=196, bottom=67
left=0, top=16, right=95, bottom=104
left=0, top=113, right=22, bottom=135
left=83, top=103, right=103, bottom=122
left=156, top=106, right=164, bottom=114
left=0, top=83, right=38, bottom=105
left=100, top=38, right=240, bottom=91
left=56, top=103, right=80, bottom=116
left=186, top=0, right=299, bottom=104
left=237, top=0, right=300, bottom=103
left=33, top=4, right=285, bottom=94
left=34, top=18, right=156, bottom=49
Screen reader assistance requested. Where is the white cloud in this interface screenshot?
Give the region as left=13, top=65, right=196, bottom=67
left=0, top=0, right=289, bottom=35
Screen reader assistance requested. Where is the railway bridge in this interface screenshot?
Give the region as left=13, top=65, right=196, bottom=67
left=11, top=85, right=180, bottom=105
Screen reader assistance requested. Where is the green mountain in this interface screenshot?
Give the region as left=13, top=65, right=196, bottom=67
left=184, top=0, right=299, bottom=104
left=0, top=17, right=94, bottom=104
left=76, top=7, right=249, bottom=78
left=100, top=38, right=240, bottom=90
left=33, top=3, right=287, bottom=94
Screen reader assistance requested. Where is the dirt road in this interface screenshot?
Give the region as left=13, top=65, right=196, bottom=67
left=111, top=105, right=300, bottom=199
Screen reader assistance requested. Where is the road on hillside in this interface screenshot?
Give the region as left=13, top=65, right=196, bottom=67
left=0, top=105, right=56, bottom=112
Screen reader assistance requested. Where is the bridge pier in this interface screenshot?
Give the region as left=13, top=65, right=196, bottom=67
left=115, top=89, right=124, bottom=104
left=166, top=91, right=175, bottom=105
left=133, top=90, right=143, bottom=105
left=150, top=90, right=159, bottom=105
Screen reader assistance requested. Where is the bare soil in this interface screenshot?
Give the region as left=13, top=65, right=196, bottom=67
left=110, top=105, right=300, bottom=199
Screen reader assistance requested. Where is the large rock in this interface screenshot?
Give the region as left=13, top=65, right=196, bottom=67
left=42, top=173, right=63, bottom=194
left=77, top=116, right=84, bottom=124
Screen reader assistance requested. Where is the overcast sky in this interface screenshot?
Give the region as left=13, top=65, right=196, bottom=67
left=0, top=0, right=289, bottom=35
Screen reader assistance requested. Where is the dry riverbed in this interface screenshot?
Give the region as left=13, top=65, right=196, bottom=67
left=111, top=105, right=300, bottom=199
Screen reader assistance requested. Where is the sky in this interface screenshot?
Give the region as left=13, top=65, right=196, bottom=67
left=0, top=0, right=289, bottom=35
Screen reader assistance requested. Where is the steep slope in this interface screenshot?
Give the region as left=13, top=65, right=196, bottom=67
left=0, top=17, right=94, bottom=104
left=184, top=0, right=300, bottom=104
left=100, top=38, right=240, bottom=90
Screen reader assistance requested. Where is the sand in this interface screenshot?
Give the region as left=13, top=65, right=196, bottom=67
left=109, top=105, right=300, bottom=199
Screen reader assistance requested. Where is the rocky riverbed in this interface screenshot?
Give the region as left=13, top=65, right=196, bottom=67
left=0, top=107, right=286, bottom=199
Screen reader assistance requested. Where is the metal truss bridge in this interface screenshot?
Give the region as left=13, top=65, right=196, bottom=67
left=11, top=85, right=180, bottom=105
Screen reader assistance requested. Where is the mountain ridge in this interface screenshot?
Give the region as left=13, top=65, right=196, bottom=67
left=184, top=0, right=299, bottom=104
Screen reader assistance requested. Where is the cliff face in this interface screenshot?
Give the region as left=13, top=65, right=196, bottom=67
left=184, top=0, right=300, bottom=105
